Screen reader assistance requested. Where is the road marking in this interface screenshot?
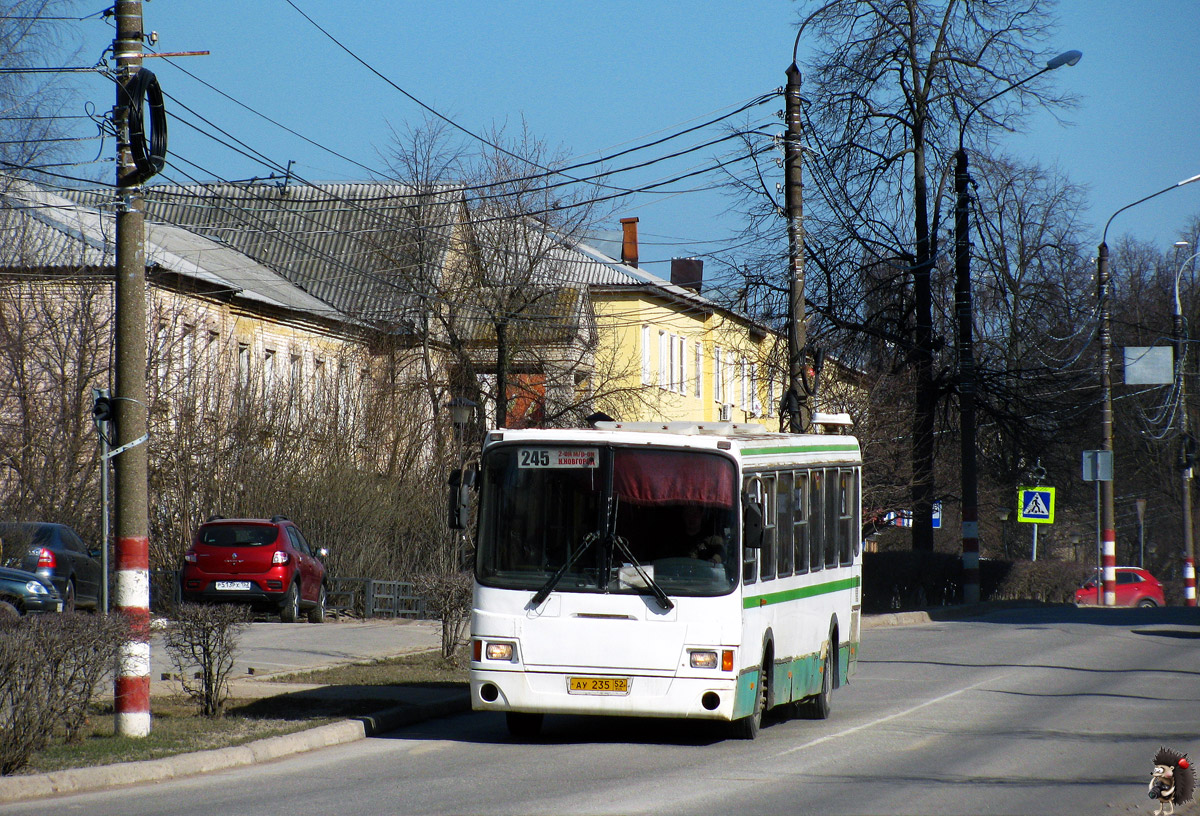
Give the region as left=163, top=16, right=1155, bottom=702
left=774, top=674, right=1009, bottom=758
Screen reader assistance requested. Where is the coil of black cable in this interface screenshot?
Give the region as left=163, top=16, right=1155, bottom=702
left=122, top=67, right=167, bottom=185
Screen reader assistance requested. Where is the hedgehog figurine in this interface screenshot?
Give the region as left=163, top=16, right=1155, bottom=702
left=1149, top=747, right=1195, bottom=815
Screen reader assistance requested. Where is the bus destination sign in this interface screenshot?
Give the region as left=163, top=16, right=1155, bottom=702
left=517, top=448, right=598, bottom=469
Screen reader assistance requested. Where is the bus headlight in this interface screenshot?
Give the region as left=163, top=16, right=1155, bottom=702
left=485, top=642, right=514, bottom=661
left=690, top=650, right=718, bottom=669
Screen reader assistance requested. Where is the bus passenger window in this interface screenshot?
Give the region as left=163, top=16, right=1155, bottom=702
left=793, top=471, right=808, bottom=574
left=839, top=470, right=855, bottom=565
left=824, top=467, right=838, bottom=567
left=810, top=470, right=823, bottom=571
left=776, top=471, right=793, bottom=576
left=742, top=477, right=761, bottom=584
left=759, top=474, right=776, bottom=581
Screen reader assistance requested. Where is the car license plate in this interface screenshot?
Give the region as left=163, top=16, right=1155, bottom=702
left=568, top=676, right=629, bottom=695
left=215, top=581, right=251, bottom=591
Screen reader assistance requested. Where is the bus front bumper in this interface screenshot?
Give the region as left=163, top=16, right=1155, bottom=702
left=470, top=667, right=753, bottom=721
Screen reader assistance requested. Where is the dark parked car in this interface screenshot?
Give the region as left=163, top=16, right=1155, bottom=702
left=1075, top=566, right=1166, bottom=607
left=0, top=565, right=63, bottom=617
left=180, top=516, right=328, bottom=623
left=0, top=522, right=103, bottom=612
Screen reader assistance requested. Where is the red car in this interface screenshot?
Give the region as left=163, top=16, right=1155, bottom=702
left=1074, top=567, right=1165, bottom=608
left=181, top=516, right=328, bottom=623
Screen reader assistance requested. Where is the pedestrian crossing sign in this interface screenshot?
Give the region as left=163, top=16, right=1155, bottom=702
left=1017, top=487, right=1055, bottom=524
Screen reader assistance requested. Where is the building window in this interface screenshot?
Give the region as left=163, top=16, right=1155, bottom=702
left=714, top=347, right=723, bottom=402
left=641, top=325, right=652, bottom=385
left=290, top=353, right=303, bottom=391
left=693, top=341, right=702, bottom=398
left=237, top=343, right=251, bottom=391
left=677, top=336, right=686, bottom=394
left=658, top=330, right=668, bottom=388
left=750, top=363, right=760, bottom=415
left=314, top=358, right=327, bottom=409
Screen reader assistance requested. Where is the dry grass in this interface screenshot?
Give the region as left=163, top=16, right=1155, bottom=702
left=18, top=648, right=468, bottom=775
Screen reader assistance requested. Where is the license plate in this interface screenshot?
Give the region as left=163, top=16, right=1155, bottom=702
left=568, top=676, right=629, bottom=695
left=214, top=581, right=252, bottom=591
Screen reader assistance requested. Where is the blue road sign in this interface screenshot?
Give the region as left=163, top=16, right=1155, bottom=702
left=1017, top=487, right=1055, bottom=524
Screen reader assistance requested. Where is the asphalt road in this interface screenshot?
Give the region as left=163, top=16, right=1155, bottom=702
left=11, top=605, right=1199, bottom=816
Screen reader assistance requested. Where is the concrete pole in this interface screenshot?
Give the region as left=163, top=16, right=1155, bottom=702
left=113, top=0, right=152, bottom=737
left=1097, top=242, right=1117, bottom=605
left=783, top=62, right=810, bottom=433
left=954, top=147, right=979, bottom=603
left=1174, top=279, right=1196, bottom=606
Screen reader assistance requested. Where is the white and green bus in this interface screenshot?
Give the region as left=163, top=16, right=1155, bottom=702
left=459, top=418, right=862, bottom=739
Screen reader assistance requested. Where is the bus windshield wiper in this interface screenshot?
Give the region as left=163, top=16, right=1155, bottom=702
left=611, top=534, right=674, bottom=611
left=531, top=532, right=600, bottom=606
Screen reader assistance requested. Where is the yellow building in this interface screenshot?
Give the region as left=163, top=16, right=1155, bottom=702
left=562, top=222, right=786, bottom=426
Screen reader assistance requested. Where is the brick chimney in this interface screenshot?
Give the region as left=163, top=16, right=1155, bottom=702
left=670, top=257, right=703, bottom=292
left=620, top=217, right=639, bottom=267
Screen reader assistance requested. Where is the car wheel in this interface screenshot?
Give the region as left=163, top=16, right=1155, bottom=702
left=280, top=582, right=300, bottom=623
left=1138, top=598, right=1158, bottom=608
left=307, top=584, right=326, bottom=624
left=63, top=579, right=77, bottom=614
left=0, top=601, right=19, bottom=622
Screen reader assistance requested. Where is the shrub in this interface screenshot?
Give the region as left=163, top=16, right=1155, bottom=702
left=413, top=571, right=472, bottom=659
left=0, top=612, right=130, bottom=775
left=163, top=603, right=251, bottom=717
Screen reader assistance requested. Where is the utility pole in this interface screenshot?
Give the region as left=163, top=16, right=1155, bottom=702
left=1173, top=255, right=1196, bottom=606
left=783, top=62, right=811, bottom=433
left=1096, top=242, right=1117, bottom=606
left=113, top=0, right=152, bottom=737
left=954, top=146, right=979, bottom=603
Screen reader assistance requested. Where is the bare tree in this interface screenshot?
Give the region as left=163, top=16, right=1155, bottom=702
left=716, top=0, right=1076, bottom=549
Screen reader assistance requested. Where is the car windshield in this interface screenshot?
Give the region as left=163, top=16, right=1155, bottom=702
left=476, top=445, right=738, bottom=598
left=198, top=525, right=276, bottom=547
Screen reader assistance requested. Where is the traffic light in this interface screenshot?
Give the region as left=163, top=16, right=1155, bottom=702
left=93, top=391, right=113, bottom=424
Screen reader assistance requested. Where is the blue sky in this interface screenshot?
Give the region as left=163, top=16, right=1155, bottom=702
left=69, top=1, right=1200, bottom=270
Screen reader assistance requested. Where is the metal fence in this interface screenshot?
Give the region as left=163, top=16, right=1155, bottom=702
left=149, top=570, right=432, bottom=620
left=326, top=576, right=430, bottom=620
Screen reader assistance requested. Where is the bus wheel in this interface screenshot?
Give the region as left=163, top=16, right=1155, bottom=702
left=506, top=712, right=544, bottom=739
left=800, top=648, right=832, bottom=720
left=732, top=664, right=767, bottom=740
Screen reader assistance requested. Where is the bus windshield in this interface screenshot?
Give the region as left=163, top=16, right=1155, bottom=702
left=476, top=445, right=738, bottom=598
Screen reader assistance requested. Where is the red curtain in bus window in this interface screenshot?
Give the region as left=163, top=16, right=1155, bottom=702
left=506, top=373, right=545, bottom=428
left=612, top=449, right=735, bottom=507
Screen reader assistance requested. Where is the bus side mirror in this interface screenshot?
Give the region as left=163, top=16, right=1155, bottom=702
left=742, top=495, right=764, bottom=549
left=447, top=468, right=477, bottom=530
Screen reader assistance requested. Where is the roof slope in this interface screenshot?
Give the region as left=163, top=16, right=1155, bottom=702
left=0, top=179, right=343, bottom=320
left=65, top=182, right=462, bottom=330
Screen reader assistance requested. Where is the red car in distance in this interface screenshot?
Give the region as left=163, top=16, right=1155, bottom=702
left=180, top=516, right=328, bottom=623
left=1074, top=567, right=1165, bottom=608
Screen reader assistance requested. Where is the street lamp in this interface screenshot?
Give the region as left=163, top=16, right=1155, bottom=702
left=955, top=48, right=1081, bottom=604
left=446, top=397, right=479, bottom=564
left=1097, top=172, right=1200, bottom=606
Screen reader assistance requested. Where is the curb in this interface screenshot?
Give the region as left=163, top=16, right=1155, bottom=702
left=861, top=610, right=933, bottom=628
left=0, top=693, right=472, bottom=804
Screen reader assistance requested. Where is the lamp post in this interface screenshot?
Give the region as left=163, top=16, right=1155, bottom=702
left=1097, top=172, right=1200, bottom=606
left=955, top=49, right=1081, bottom=604
left=447, top=397, right=478, bottom=570
left=1174, top=246, right=1200, bottom=605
